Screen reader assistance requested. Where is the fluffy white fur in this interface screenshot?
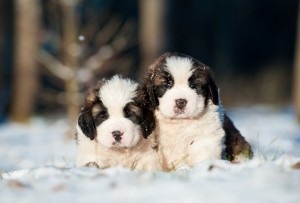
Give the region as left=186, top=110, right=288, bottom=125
left=100, top=76, right=138, bottom=115
left=155, top=57, right=225, bottom=170
left=156, top=101, right=225, bottom=170
left=76, top=124, right=97, bottom=166
left=159, top=57, right=205, bottom=119
left=165, top=56, right=194, bottom=85
left=76, top=126, right=161, bottom=170
left=97, top=76, right=140, bottom=148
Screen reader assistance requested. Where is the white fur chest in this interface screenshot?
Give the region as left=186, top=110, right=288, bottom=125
left=155, top=103, right=225, bottom=170
left=76, top=127, right=162, bottom=171
left=94, top=132, right=162, bottom=171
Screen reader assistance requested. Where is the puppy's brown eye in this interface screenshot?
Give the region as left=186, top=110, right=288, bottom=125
left=125, top=110, right=135, bottom=118
left=189, top=83, right=196, bottom=89
left=163, top=80, right=173, bottom=89
left=99, top=111, right=108, bottom=119
left=94, top=110, right=109, bottom=126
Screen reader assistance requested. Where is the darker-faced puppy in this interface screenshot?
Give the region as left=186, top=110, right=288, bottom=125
left=141, top=53, right=252, bottom=169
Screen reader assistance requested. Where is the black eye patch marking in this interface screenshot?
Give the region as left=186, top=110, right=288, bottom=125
left=188, top=68, right=208, bottom=95
left=153, top=70, right=174, bottom=98
left=188, top=65, right=219, bottom=106
left=161, top=78, right=173, bottom=89
left=123, top=102, right=142, bottom=124
left=188, top=68, right=210, bottom=107
left=92, top=101, right=109, bottom=126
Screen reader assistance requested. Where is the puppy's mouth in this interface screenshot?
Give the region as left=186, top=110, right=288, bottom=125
left=112, top=139, right=122, bottom=147
left=174, top=107, right=185, bottom=115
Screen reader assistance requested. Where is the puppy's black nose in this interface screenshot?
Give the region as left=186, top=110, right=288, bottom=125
left=112, top=131, right=122, bottom=142
left=175, top=99, right=187, bottom=109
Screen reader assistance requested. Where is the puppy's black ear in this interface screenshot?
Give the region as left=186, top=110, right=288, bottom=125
left=146, top=84, right=158, bottom=110
left=207, top=75, right=219, bottom=105
left=77, top=79, right=105, bottom=140
left=201, top=65, right=219, bottom=105
left=140, top=106, right=156, bottom=139
left=78, top=110, right=96, bottom=140
left=139, top=75, right=158, bottom=110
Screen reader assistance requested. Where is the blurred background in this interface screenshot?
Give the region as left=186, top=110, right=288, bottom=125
left=1, top=0, right=300, bottom=134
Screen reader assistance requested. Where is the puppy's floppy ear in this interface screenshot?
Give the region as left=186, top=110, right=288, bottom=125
left=207, top=75, right=219, bottom=105
left=145, top=81, right=157, bottom=110
left=136, top=86, right=156, bottom=139
left=141, top=69, right=158, bottom=110
left=78, top=80, right=105, bottom=140
left=78, top=109, right=96, bottom=140
left=200, top=65, right=219, bottom=106
left=140, top=105, right=156, bottom=139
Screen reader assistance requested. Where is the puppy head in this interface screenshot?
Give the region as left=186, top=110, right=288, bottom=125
left=78, top=75, right=155, bottom=148
left=142, top=52, right=219, bottom=119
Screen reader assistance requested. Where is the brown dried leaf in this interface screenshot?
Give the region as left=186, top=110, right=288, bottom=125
left=292, top=161, right=300, bottom=170
left=208, top=164, right=226, bottom=171
left=52, top=183, right=68, bottom=192
left=7, top=180, right=29, bottom=189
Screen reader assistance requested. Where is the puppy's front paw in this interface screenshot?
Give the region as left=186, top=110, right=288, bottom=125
left=84, top=162, right=100, bottom=168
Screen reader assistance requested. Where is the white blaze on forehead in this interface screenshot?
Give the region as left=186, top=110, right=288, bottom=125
left=165, top=56, right=193, bottom=86
left=99, top=75, right=138, bottom=112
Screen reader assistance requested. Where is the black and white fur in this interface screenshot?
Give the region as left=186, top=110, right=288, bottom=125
left=141, top=53, right=252, bottom=170
left=76, top=75, right=161, bottom=170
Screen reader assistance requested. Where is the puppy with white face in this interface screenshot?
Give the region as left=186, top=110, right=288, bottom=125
left=150, top=55, right=219, bottom=119
left=76, top=75, right=161, bottom=170
left=141, top=53, right=252, bottom=170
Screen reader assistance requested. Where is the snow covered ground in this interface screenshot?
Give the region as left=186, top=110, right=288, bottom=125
left=0, top=106, right=300, bottom=203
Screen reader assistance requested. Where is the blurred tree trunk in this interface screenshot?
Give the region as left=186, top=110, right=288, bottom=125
left=61, top=1, right=80, bottom=138
left=138, top=0, right=167, bottom=78
left=295, top=3, right=300, bottom=122
left=10, top=0, right=40, bottom=122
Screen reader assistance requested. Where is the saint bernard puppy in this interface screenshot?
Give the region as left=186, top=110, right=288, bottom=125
left=76, top=75, right=161, bottom=170
left=141, top=52, right=252, bottom=170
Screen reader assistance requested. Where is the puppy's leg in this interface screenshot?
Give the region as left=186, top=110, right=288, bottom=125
left=76, top=131, right=97, bottom=167
left=188, top=134, right=224, bottom=167
left=222, top=114, right=253, bottom=162
left=84, top=161, right=100, bottom=168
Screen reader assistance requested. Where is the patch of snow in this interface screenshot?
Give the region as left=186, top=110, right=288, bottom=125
left=0, top=118, right=76, bottom=171
left=0, top=107, right=300, bottom=203
left=228, top=106, right=300, bottom=158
